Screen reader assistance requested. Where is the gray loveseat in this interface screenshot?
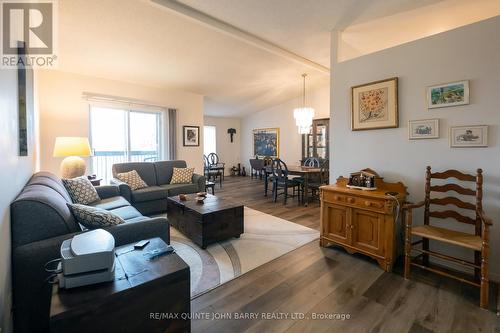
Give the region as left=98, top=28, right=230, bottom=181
left=111, top=160, right=205, bottom=215
left=10, top=171, right=170, bottom=333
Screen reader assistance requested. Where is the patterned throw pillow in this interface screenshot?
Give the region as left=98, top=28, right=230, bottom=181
left=62, top=176, right=100, bottom=204
left=67, top=203, right=125, bottom=229
left=116, top=170, right=148, bottom=190
left=170, top=167, right=194, bottom=184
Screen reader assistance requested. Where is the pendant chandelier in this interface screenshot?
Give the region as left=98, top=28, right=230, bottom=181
left=293, top=73, right=315, bottom=134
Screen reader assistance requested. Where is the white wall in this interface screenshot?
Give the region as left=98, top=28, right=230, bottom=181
left=204, top=116, right=241, bottom=174
left=0, top=69, right=38, bottom=333
left=37, top=70, right=205, bottom=176
left=241, top=85, right=330, bottom=170
left=331, top=16, right=500, bottom=280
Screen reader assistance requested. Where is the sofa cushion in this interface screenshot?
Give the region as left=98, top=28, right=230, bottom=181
left=132, top=186, right=168, bottom=203
left=67, top=203, right=125, bottom=229
left=116, top=170, right=148, bottom=190
left=154, top=160, right=187, bottom=185
left=160, top=183, right=198, bottom=196
left=26, top=173, right=72, bottom=202
left=62, top=177, right=100, bottom=204
left=170, top=167, right=194, bottom=184
left=112, top=162, right=157, bottom=186
left=89, top=196, right=130, bottom=211
left=108, top=205, right=143, bottom=220
left=121, top=216, right=151, bottom=224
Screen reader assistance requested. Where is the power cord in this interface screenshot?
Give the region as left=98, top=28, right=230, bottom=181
left=43, top=258, right=62, bottom=287
left=385, top=192, right=403, bottom=245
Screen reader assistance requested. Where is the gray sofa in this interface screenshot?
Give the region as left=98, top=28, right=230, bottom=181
left=10, top=171, right=170, bottom=333
left=111, top=160, right=205, bottom=215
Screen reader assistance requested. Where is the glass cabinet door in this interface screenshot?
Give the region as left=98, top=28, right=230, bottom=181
left=302, top=118, right=329, bottom=161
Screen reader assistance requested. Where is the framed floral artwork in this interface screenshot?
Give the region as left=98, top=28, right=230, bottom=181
left=351, top=77, right=398, bottom=131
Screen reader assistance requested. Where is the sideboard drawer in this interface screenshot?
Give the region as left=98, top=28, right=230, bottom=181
left=323, top=191, right=388, bottom=213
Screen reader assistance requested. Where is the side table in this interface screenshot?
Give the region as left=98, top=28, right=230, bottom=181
left=50, top=237, right=190, bottom=333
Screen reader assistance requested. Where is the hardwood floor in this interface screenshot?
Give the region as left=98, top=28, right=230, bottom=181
left=192, top=176, right=499, bottom=333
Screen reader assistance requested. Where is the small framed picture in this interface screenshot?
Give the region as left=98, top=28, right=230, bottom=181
left=409, top=119, right=439, bottom=139
left=183, top=126, right=200, bottom=146
left=450, top=125, right=488, bottom=148
left=427, top=80, right=469, bottom=109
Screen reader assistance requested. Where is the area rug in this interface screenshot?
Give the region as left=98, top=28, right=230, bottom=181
left=166, top=207, right=319, bottom=298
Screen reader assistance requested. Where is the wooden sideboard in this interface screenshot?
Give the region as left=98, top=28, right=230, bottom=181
left=320, top=172, right=407, bottom=271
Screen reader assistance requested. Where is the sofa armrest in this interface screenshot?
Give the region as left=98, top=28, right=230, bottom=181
left=192, top=173, right=206, bottom=192
left=110, top=178, right=132, bottom=202
left=94, top=185, right=121, bottom=199
left=105, top=216, right=170, bottom=246
left=12, top=232, right=79, bottom=333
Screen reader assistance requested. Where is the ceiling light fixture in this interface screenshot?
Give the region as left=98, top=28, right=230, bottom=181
left=293, top=73, right=315, bottom=134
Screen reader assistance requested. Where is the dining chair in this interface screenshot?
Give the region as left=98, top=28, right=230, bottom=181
left=293, top=157, right=321, bottom=189
left=207, top=152, right=225, bottom=180
left=270, top=159, right=301, bottom=205
left=203, top=155, right=222, bottom=187
left=403, top=166, right=493, bottom=309
left=249, top=158, right=265, bottom=179
left=304, top=159, right=329, bottom=203
left=263, top=156, right=274, bottom=196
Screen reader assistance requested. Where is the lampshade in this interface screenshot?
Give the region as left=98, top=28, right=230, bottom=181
left=53, top=137, right=92, bottom=157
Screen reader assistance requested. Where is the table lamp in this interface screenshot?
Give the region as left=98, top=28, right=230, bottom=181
left=53, top=137, right=92, bottom=179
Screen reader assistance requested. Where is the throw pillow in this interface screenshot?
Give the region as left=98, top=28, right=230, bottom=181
left=67, top=203, right=125, bottom=229
left=62, top=176, right=100, bottom=205
left=170, top=167, right=194, bottom=184
left=116, top=170, right=148, bottom=190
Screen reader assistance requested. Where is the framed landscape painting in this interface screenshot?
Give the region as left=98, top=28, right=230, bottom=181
left=450, top=125, right=488, bottom=148
left=183, top=125, right=200, bottom=146
left=253, top=128, right=279, bottom=158
left=427, top=80, right=469, bottom=109
left=408, top=119, right=439, bottom=140
left=351, top=77, right=398, bottom=131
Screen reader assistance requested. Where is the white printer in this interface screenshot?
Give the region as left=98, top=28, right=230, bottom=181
left=58, top=229, right=116, bottom=289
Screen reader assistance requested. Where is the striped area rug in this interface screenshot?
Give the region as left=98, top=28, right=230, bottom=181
left=168, top=207, right=319, bottom=298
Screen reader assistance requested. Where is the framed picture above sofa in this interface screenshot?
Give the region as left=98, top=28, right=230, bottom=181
left=351, top=77, right=398, bottom=131
left=183, top=125, right=200, bottom=146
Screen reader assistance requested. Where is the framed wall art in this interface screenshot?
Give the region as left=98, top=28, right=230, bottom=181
left=351, top=77, right=398, bottom=131
left=450, top=125, right=488, bottom=148
left=427, top=80, right=469, bottom=109
left=253, top=128, right=279, bottom=158
left=183, top=125, right=200, bottom=146
left=408, top=119, right=439, bottom=140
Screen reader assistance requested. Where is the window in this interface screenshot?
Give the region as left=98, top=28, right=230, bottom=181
left=203, top=126, right=216, bottom=156
left=90, top=105, right=162, bottom=182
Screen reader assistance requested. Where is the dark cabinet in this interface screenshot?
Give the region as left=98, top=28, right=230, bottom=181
left=302, top=118, right=329, bottom=161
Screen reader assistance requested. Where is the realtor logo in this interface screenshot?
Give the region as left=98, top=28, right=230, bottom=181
left=1, top=0, right=58, bottom=68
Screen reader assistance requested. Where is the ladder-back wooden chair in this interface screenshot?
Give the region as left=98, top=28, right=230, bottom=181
left=403, top=166, right=493, bottom=308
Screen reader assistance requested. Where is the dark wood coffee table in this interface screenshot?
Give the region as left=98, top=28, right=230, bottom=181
left=167, top=194, right=244, bottom=249
left=50, top=238, right=190, bottom=333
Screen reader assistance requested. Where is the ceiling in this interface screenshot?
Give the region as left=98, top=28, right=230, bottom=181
left=55, top=0, right=496, bottom=117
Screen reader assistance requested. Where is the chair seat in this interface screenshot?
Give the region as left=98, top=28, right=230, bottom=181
left=411, top=225, right=482, bottom=251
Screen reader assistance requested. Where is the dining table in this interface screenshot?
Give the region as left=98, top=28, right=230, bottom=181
left=264, top=164, right=322, bottom=207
